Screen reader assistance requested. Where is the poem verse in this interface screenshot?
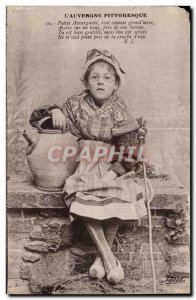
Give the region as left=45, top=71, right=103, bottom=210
left=45, top=14, right=155, bottom=44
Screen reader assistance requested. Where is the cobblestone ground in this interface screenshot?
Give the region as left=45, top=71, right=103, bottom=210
left=8, top=275, right=190, bottom=295
left=51, top=276, right=190, bottom=295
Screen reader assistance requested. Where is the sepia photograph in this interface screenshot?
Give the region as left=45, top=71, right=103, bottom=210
left=6, top=6, right=190, bottom=295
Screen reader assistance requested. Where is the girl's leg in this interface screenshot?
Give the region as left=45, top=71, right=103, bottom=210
left=102, top=218, right=124, bottom=284
left=83, top=218, right=117, bottom=272
left=89, top=219, right=120, bottom=277
left=103, top=218, right=120, bottom=247
left=83, top=218, right=124, bottom=284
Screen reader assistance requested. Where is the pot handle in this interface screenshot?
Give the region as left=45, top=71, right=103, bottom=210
left=37, top=116, right=68, bottom=134
left=23, top=130, right=39, bottom=155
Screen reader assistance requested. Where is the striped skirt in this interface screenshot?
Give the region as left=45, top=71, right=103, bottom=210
left=63, top=140, right=154, bottom=221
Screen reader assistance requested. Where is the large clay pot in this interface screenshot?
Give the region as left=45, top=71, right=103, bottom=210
left=23, top=117, right=79, bottom=191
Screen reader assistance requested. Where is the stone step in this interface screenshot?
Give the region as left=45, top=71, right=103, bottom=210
left=7, top=174, right=188, bottom=211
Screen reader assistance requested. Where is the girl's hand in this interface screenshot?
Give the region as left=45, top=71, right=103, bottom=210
left=102, top=170, right=117, bottom=181
left=50, top=108, right=67, bottom=131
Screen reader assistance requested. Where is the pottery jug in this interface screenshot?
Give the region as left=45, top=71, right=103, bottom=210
left=23, top=116, right=79, bottom=191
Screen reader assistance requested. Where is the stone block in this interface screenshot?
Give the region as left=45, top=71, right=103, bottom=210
left=24, top=241, right=49, bottom=253
left=129, top=251, right=143, bottom=268
left=29, top=225, right=45, bottom=241
left=8, top=260, right=21, bottom=279
left=20, top=262, right=31, bottom=280
left=8, top=214, right=33, bottom=234
left=143, top=252, right=159, bottom=261
left=167, top=246, right=190, bottom=278
left=139, top=216, right=164, bottom=227
left=8, top=250, right=23, bottom=279
left=22, top=252, right=41, bottom=263
left=8, top=249, right=22, bottom=262
left=8, top=235, right=29, bottom=252
left=128, top=267, right=143, bottom=280
left=28, top=217, right=73, bottom=252
left=7, top=179, right=66, bottom=208
left=29, top=250, right=75, bottom=294
left=169, top=264, right=190, bottom=278
left=42, top=218, right=68, bottom=249
left=143, top=260, right=169, bottom=278
left=142, top=243, right=161, bottom=252
left=7, top=174, right=188, bottom=210
left=158, top=253, right=165, bottom=261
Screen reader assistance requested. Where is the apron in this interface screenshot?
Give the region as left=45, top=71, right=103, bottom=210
left=64, top=139, right=154, bottom=221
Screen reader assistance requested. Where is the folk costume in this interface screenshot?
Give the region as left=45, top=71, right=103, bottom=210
left=29, top=49, right=153, bottom=223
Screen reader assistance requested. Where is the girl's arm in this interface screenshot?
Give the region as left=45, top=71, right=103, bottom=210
left=29, top=96, right=83, bottom=138
left=29, top=104, right=62, bottom=128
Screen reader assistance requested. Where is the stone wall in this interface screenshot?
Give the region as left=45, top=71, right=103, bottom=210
left=7, top=174, right=190, bottom=295
left=7, top=208, right=190, bottom=294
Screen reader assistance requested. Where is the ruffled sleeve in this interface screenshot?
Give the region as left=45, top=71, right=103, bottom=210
left=62, top=96, right=83, bottom=138
left=112, top=98, right=139, bottom=136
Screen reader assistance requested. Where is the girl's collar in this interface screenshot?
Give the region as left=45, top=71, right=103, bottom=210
left=85, top=90, right=117, bottom=111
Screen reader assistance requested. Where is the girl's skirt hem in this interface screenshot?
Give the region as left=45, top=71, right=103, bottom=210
left=69, top=191, right=150, bottom=221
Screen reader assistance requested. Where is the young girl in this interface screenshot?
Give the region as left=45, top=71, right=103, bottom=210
left=29, top=49, right=152, bottom=285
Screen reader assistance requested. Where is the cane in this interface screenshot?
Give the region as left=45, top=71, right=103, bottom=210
left=138, top=120, right=157, bottom=294
left=143, top=161, right=157, bottom=294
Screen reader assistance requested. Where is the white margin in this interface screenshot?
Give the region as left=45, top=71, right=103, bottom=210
left=1, top=1, right=193, bottom=299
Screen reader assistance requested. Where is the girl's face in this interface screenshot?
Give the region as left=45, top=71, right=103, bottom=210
left=87, top=62, right=118, bottom=106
